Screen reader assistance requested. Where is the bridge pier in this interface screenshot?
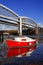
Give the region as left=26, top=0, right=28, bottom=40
left=35, top=26, right=41, bottom=35
left=35, top=25, right=39, bottom=35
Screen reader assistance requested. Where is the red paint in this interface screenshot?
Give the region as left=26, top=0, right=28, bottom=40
left=7, top=48, right=28, bottom=57
left=6, top=40, right=28, bottom=48
left=5, top=39, right=36, bottom=57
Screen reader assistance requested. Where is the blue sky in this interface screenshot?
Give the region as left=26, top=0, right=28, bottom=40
left=0, top=0, right=43, bottom=25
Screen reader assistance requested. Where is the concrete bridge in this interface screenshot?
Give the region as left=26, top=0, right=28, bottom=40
left=0, top=4, right=43, bottom=35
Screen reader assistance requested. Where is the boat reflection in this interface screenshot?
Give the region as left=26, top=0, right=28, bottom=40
left=0, top=42, right=36, bottom=58
left=7, top=48, right=28, bottom=57
left=7, top=47, right=36, bottom=58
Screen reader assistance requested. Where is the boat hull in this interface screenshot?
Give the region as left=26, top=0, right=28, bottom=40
left=6, top=39, right=36, bottom=48
left=5, top=39, right=36, bottom=57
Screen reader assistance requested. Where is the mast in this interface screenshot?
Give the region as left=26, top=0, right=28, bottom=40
left=18, top=17, right=22, bottom=36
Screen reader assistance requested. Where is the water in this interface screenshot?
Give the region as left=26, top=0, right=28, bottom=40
left=0, top=35, right=43, bottom=65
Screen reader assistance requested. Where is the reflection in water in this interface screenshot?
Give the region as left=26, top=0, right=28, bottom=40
left=32, top=36, right=43, bottom=44
left=1, top=61, right=43, bottom=65
left=0, top=45, right=36, bottom=58
left=7, top=48, right=28, bottom=57
left=0, top=35, right=43, bottom=65
left=0, top=48, right=36, bottom=65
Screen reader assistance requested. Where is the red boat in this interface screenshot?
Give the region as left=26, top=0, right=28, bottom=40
left=3, top=36, right=37, bottom=57
left=2, top=34, right=37, bottom=57
left=1, top=17, right=37, bottom=57
left=6, top=17, right=36, bottom=51
left=6, top=36, right=37, bottom=49
left=0, top=36, right=37, bottom=58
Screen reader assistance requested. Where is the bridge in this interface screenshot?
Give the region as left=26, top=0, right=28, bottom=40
left=0, top=4, right=43, bottom=35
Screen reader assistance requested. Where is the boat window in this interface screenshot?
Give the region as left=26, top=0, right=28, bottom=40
left=21, top=39, right=26, bottom=41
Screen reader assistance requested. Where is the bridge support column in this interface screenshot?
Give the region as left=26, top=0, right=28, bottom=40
left=35, top=25, right=39, bottom=35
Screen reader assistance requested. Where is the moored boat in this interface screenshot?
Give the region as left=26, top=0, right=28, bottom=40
left=0, top=35, right=37, bottom=58
left=0, top=17, right=37, bottom=57
left=6, top=36, right=37, bottom=49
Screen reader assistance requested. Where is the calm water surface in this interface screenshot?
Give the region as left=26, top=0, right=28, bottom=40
left=0, top=35, right=43, bottom=65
